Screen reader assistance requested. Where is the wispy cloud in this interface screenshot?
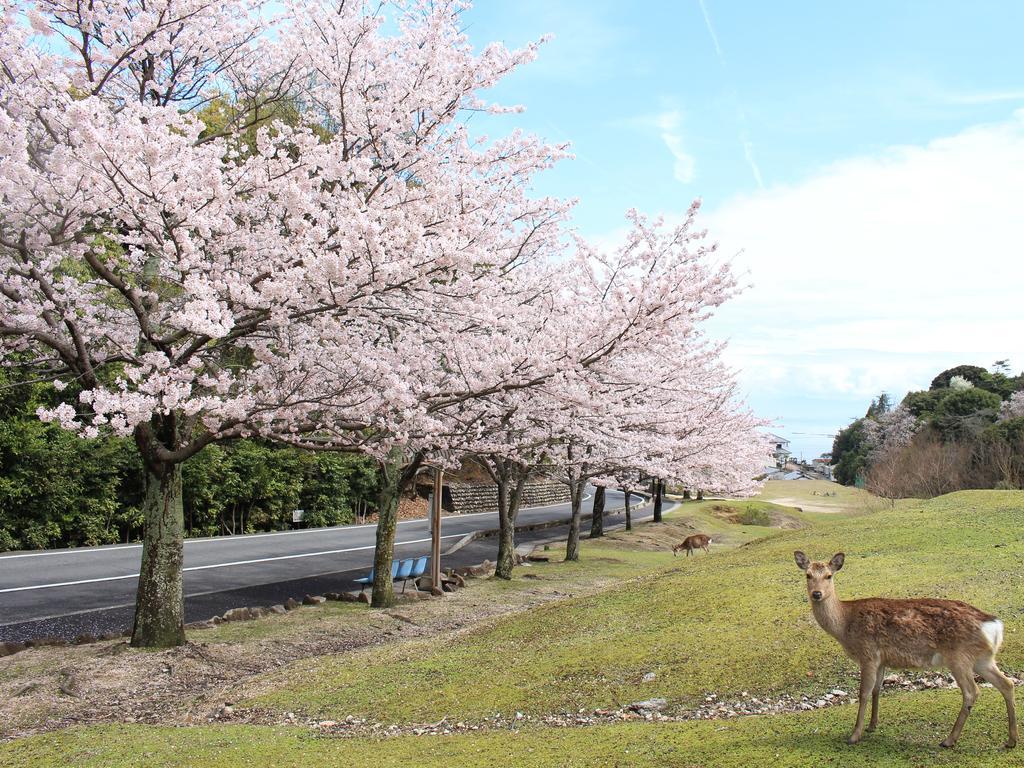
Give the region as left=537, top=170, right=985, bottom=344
left=696, top=0, right=765, bottom=189
left=654, top=110, right=696, bottom=183
left=697, top=0, right=724, bottom=62
left=932, top=87, right=1024, bottom=106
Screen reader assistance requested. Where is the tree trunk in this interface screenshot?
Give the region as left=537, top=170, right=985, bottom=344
left=589, top=485, right=606, bottom=538
left=131, top=461, right=186, bottom=648
left=653, top=479, right=663, bottom=523
left=565, top=477, right=586, bottom=561
left=370, top=450, right=422, bottom=608
left=683, top=489, right=691, bottom=500
left=370, top=461, right=402, bottom=609
left=697, top=488, right=704, bottom=501
left=495, top=470, right=528, bottom=579
left=624, top=488, right=632, bottom=531
left=495, top=475, right=514, bottom=579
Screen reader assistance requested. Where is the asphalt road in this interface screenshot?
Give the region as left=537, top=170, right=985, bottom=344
left=0, top=487, right=665, bottom=642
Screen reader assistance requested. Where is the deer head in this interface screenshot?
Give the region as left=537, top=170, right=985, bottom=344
left=794, top=550, right=844, bottom=603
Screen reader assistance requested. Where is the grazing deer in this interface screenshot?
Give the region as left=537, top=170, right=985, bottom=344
left=673, top=534, right=711, bottom=557
left=794, top=551, right=1017, bottom=749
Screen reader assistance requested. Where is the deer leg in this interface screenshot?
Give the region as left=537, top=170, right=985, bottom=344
left=942, top=661, right=979, bottom=748
left=849, top=661, right=879, bottom=744
left=867, top=666, right=885, bottom=732
left=975, top=657, right=1018, bottom=748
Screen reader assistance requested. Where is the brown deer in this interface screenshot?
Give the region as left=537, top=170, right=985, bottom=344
left=673, top=534, right=711, bottom=557
left=794, top=551, right=1017, bottom=749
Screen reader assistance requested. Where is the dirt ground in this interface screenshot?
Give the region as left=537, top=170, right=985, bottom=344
left=0, top=546, right=650, bottom=742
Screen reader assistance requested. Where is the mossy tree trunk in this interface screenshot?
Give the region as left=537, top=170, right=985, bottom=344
left=131, top=415, right=186, bottom=648
left=565, top=474, right=587, bottom=561
left=495, top=466, right=528, bottom=580
left=371, top=449, right=423, bottom=609
left=588, top=485, right=606, bottom=538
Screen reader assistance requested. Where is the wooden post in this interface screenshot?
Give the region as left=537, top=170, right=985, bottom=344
left=430, top=467, right=443, bottom=595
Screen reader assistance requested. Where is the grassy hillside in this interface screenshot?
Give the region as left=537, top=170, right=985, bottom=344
left=2, top=487, right=1022, bottom=767
left=246, top=491, right=1024, bottom=724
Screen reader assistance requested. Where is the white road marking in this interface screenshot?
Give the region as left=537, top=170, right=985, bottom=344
left=0, top=493, right=597, bottom=560
left=0, top=534, right=464, bottom=594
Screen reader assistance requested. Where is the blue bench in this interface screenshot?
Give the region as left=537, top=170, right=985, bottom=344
left=355, top=556, right=430, bottom=594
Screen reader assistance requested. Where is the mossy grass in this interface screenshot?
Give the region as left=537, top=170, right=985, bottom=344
left=2, top=690, right=1020, bottom=767
left=3, top=485, right=1022, bottom=767
left=246, top=490, right=1024, bottom=724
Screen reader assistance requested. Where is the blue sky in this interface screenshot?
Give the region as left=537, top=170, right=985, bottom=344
left=461, top=0, right=1024, bottom=459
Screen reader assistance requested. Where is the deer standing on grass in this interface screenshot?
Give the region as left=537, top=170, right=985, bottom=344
left=673, top=534, right=711, bottom=556
left=794, top=551, right=1017, bottom=749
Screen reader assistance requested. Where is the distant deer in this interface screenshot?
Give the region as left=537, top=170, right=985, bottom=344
left=673, top=534, right=711, bottom=557
left=794, top=551, right=1017, bottom=749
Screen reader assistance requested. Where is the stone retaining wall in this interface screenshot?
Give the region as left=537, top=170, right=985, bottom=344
left=447, top=481, right=569, bottom=515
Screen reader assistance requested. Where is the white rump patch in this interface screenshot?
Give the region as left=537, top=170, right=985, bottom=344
left=981, top=619, right=1004, bottom=652
left=930, top=653, right=944, bottom=667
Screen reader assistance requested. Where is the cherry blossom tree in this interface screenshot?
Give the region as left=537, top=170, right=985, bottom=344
left=0, top=0, right=568, bottom=643
left=463, top=206, right=767, bottom=567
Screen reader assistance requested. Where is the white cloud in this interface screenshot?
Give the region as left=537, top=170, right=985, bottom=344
left=707, top=110, right=1024, bottom=407
left=654, top=110, right=696, bottom=184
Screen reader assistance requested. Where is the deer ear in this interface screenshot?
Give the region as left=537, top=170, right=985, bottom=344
left=794, top=551, right=809, bottom=570
left=829, top=552, right=845, bottom=572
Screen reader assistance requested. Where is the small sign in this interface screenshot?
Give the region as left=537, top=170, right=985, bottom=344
left=292, top=509, right=304, bottom=523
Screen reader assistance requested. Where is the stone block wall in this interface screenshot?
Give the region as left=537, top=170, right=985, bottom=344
left=447, top=481, right=570, bottom=515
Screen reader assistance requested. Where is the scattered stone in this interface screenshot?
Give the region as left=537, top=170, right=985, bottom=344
left=302, top=595, right=327, bottom=606
left=249, top=607, right=268, bottom=618
left=185, top=620, right=216, bottom=630
left=453, top=560, right=494, bottom=578
left=222, top=607, right=253, bottom=622
left=627, top=698, right=668, bottom=713
left=526, top=555, right=550, bottom=563
left=324, top=592, right=342, bottom=601
left=283, top=598, right=301, bottom=611
left=445, top=572, right=467, bottom=588
left=641, top=672, right=657, bottom=683
left=58, top=671, right=82, bottom=698
left=269, top=605, right=287, bottom=615
left=357, top=592, right=370, bottom=604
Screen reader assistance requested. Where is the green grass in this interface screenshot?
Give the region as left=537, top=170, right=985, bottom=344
left=2, top=690, right=1018, bottom=767
left=3, top=485, right=1023, bottom=767
left=246, top=490, right=1024, bottom=724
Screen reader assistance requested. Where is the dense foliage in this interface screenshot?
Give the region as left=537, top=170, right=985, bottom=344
left=0, top=367, right=380, bottom=552
left=831, top=362, right=1024, bottom=496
